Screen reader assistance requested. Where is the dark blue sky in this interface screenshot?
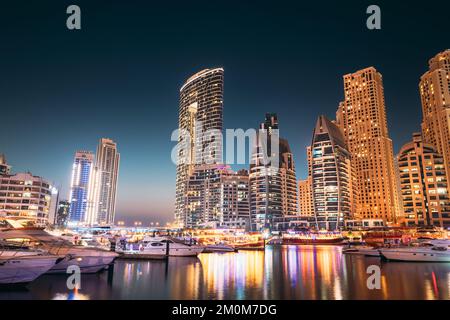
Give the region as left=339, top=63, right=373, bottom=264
left=0, top=0, right=448, bottom=225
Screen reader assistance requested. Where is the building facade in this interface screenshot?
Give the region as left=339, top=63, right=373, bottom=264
left=279, top=138, right=298, bottom=216
left=175, top=68, right=224, bottom=227
left=336, top=67, right=400, bottom=224
left=220, top=169, right=250, bottom=229
left=93, top=138, right=120, bottom=225
left=420, top=50, right=450, bottom=186
left=298, top=177, right=314, bottom=216
left=310, top=115, right=356, bottom=230
left=249, top=113, right=298, bottom=231
left=185, top=164, right=249, bottom=228
left=249, top=113, right=282, bottom=231
left=0, top=154, right=11, bottom=175
left=0, top=172, right=52, bottom=226
left=68, top=151, right=94, bottom=224
left=397, top=133, right=450, bottom=228
left=55, top=200, right=70, bottom=227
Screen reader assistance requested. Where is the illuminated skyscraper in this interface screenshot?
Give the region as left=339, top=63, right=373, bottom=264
left=220, top=169, right=250, bottom=229
left=397, top=133, right=450, bottom=228
left=336, top=67, right=400, bottom=224
left=93, top=138, right=120, bottom=225
left=310, top=115, right=355, bottom=230
left=175, top=68, right=224, bottom=227
left=279, top=139, right=298, bottom=216
left=68, top=151, right=94, bottom=223
left=420, top=50, right=450, bottom=185
left=298, top=177, right=314, bottom=216
left=56, top=200, right=70, bottom=227
left=249, top=113, right=297, bottom=231
left=250, top=113, right=281, bottom=231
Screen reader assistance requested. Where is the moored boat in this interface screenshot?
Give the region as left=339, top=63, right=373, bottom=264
left=380, top=240, right=450, bottom=262
left=0, top=251, right=60, bottom=285
left=121, top=236, right=204, bottom=257
left=281, top=231, right=344, bottom=245
left=203, top=244, right=236, bottom=253
left=0, top=228, right=118, bottom=274
left=342, top=245, right=381, bottom=257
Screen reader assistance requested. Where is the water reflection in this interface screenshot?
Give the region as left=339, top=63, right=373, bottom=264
left=1, top=245, right=450, bottom=300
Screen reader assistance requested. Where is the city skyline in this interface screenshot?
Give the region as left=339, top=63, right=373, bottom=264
left=1, top=1, right=448, bottom=225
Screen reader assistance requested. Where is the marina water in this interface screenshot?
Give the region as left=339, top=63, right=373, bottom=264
left=1, top=245, right=450, bottom=300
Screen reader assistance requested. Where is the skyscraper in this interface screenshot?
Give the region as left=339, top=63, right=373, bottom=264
left=249, top=113, right=297, bottom=231
left=279, top=138, right=298, bottom=216
left=175, top=68, right=224, bottom=227
left=250, top=113, right=282, bottom=231
left=419, top=50, right=450, bottom=185
left=93, top=138, right=120, bottom=225
left=0, top=154, right=11, bottom=175
left=310, top=115, right=355, bottom=230
left=298, top=177, right=314, bottom=216
left=56, top=200, right=70, bottom=227
left=397, top=133, right=450, bottom=228
left=68, top=151, right=94, bottom=224
left=336, top=67, right=400, bottom=224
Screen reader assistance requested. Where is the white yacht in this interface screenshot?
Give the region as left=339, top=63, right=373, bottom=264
left=128, top=236, right=204, bottom=257
left=0, top=228, right=118, bottom=273
left=380, top=240, right=450, bottom=262
left=342, top=245, right=381, bottom=257
left=0, top=247, right=60, bottom=285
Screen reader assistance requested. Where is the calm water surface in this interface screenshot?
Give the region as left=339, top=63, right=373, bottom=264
left=1, top=245, right=450, bottom=300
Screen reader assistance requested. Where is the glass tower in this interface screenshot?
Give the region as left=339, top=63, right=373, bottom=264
left=175, top=68, right=224, bottom=227
left=68, top=151, right=94, bottom=223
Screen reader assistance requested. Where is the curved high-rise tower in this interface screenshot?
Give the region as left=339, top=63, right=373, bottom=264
left=175, top=68, right=224, bottom=227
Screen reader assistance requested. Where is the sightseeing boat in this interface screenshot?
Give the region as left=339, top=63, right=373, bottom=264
left=280, top=231, right=344, bottom=245
left=362, top=229, right=405, bottom=246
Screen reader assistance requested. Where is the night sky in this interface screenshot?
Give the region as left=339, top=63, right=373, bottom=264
left=1, top=0, right=448, bottom=225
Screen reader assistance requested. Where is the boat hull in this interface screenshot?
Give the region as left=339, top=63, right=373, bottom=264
left=0, top=255, right=58, bottom=284
left=43, top=247, right=118, bottom=274
left=343, top=247, right=381, bottom=257
left=203, top=245, right=236, bottom=253
left=380, top=249, right=450, bottom=262
left=46, top=255, right=117, bottom=274
left=124, top=245, right=204, bottom=257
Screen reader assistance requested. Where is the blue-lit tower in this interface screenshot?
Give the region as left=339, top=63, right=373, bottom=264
left=68, top=151, right=94, bottom=223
